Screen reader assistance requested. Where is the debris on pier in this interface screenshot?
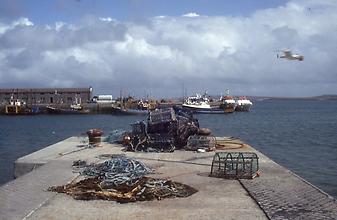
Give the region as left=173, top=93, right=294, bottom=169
left=49, top=156, right=197, bottom=202
left=72, top=159, right=87, bottom=168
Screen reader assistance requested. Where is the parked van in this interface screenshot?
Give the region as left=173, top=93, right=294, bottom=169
left=92, top=95, right=115, bottom=103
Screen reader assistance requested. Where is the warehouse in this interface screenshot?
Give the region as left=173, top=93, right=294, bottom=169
left=0, top=87, right=93, bottom=105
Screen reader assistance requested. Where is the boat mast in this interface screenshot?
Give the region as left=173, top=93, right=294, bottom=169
left=225, top=89, right=230, bottom=96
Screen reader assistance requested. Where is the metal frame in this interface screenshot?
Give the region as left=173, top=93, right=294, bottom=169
left=210, top=152, right=259, bottom=179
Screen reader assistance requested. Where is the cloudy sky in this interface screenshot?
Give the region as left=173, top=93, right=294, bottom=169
left=0, top=0, right=336, bottom=98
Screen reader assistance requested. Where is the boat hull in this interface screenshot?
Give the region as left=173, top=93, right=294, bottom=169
left=5, top=105, right=41, bottom=115
left=46, top=106, right=90, bottom=114
left=193, top=109, right=226, bottom=114
left=235, top=104, right=252, bottom=112
left=182, top=105, right=232, bottom=114
left=112, top=107, right=149, bottom=115
left=219, top=103, right=236, bottom=114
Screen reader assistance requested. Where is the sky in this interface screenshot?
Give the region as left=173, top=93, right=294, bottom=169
left=0, top=0, right=337, bottom=98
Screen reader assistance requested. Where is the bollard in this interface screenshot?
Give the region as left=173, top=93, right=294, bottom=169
left=87, top=129, right=103, bottom=146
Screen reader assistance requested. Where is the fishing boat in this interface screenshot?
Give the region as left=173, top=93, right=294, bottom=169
left=4, top=98, right=40, bottom=115
left=235, top=96, right=253, bottom=112
left=46, top=94, right=90, bottom=114
left=70, top=103, right=83, bottom=110
left=112, top=100, right=155, bottom=115
left=217, top=89, right=236, bottom=113
left=112, top=106, right=149, bottom=115
left=182, top=93, right=227, bottom=114
left=182, top=94, right=212, bottom=111
left=219, top=96, right=236, bottom=113
left=46, top=106, right=90, bottom=114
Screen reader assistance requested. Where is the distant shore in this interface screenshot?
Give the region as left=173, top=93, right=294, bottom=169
left=247, top=95, right=337, bottom=101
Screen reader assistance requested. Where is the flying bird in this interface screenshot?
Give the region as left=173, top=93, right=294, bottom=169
left=277, top=49, right=304, bottom=61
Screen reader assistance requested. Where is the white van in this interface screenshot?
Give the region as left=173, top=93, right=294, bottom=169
left=92, top=95, right=115, bottom=103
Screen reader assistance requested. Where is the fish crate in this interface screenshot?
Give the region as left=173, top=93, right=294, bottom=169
left=186, top=135, right=216, bottom=151
left=210, top=152, right=259, bottom=179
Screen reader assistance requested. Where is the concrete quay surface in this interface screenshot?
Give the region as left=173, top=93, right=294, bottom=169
left=1, top=136, right=337, bottom=220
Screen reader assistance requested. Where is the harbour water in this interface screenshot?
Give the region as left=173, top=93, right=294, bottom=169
left=0, top=99, right=336, bottom=198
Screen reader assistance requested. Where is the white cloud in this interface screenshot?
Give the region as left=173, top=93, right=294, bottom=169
left=154, top=15, right=166, bottom=19
left=182, top=12, right=200, bottom=18
left=12, top=17, right=34, bottom=26
left=99, top=17, right=113, bottom=22
left=0, top=1, right=337, bottom=97
left=0, top=17, right=34, bottom=34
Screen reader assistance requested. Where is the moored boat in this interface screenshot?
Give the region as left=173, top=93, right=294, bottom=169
left=235, top=96, right=253, bottom=112
left=4, top=98, right=40, bottom=115
left=182, top=94, right=212, bottom=111
left=182, top=93, right=218, bottom=113
left=46, top=106, right=90, bottom=114
left=112, top=99, right=156, bottom=115
left=219, top=95, right=236, bottom=113
left=5, top=98, right=25, bottom=115
left=112, top=106, right=149, bottom=115
left=183, top=92, right=237, bottom=114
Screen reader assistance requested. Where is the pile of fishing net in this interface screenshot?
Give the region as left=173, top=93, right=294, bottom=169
left=49, top=156, right=197, bottom=203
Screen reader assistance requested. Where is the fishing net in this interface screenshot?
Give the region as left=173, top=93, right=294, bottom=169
left=49, top=156, right=197, bottom=202
left=49, top=176, right=197, bottom=203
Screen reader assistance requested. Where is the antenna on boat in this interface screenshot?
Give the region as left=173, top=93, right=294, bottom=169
left=182, top=82, right=185, bottom=101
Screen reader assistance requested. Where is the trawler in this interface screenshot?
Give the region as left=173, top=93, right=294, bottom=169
left=217, top=89, right=237, bottom=113
left=235, top=96, right=253, bottom=112
left=182, top=93, right=230, bottom=114
left=219, top=95, right=236, bottom=113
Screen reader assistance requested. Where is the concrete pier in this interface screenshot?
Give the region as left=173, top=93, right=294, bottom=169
left=1, top=137, right=337, bottom=219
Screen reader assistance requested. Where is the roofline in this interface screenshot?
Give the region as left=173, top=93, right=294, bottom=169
left=0, top=87, right=93, bottom=93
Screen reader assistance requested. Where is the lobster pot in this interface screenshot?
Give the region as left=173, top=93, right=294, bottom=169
left=147, top=108, right=177, bottom=134
left=186, top=135, right=216, bottom=151
left=131, top=121, right=146, bottom=135
left=147, top=133, right=175, bottom=152
left=148, top=108, right=176, bottom=124
left=210, top=152, right=259, bottom=179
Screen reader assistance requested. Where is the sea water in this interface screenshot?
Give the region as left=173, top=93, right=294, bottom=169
left=0, top=99, right=336, bottom=198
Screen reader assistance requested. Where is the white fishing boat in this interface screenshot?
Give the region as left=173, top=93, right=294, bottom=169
left=235, top=96, right=253, bottom=112
left=182, top=93, right=225, bottom=114
left=182, top=94, right=211, bottom=110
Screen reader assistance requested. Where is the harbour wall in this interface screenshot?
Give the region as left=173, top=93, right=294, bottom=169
left=0, top=137, right=336, bottom=219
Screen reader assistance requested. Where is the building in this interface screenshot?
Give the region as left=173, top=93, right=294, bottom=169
left=0, top=87, right=93, bottom=105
